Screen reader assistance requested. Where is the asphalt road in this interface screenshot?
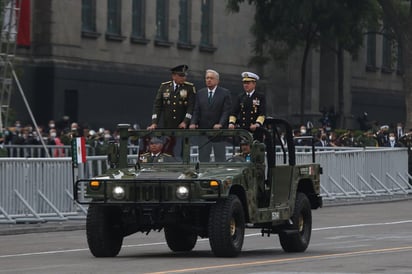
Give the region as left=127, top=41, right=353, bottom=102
left=0, top=200, right=411, bottom=274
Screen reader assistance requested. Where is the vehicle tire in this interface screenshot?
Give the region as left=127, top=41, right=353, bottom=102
left=164, top=225, right=197, bottom=252
left=208, top=195, right=245, bottom=257
left=279, top=192, right=312, bottom=252
left=86, top=204, right=123, bottom=257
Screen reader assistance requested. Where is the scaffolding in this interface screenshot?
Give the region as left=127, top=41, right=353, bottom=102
left=0, top=0, right=21, bottom=131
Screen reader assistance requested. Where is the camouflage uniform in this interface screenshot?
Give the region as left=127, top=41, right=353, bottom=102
left=151, top=81, right=196, bottom=128
left=139, top=152, right=176, bottom=163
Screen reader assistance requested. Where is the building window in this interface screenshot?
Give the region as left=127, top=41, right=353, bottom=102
left=106, top=0, right=123, bottom=39
left=131, top=0, right=149, bottom=44
left=81, top=0, right=99, bottom=38
left=381, top=28, right=393, bottom=73
left=366, top=30, right=377, bottom=71
left=200, top=0, right=215, bottom=52
left=397, top=44, right=403, bottom=74
left=155, top=0, right=172, bottom=46
left=177, top=0, right=194, bottom=49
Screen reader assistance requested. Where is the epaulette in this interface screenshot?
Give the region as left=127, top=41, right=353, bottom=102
left=162, top=153, right=172, bottom=157
left=161, top=80, right=172, bottom=85
left=184, top=81, right=194, bottom=86
left=140, top=152, right=150, bottom=156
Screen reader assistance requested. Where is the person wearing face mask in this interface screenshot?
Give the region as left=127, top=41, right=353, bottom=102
left=314, top=132, right=330, bottom=147
left=294, top=125, right=311, bottom=146
left=385, top=132, right=403, bottom=148
left=47, top=128, right=65, bottom=157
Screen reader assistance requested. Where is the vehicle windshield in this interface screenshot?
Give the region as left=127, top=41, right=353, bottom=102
left=131, top=129, right=253, bottom=164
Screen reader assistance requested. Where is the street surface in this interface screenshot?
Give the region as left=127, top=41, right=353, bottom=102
left=0, top=200, right=411, bottom=274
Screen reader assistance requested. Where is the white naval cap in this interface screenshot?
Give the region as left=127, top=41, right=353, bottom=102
left=241, top=71, right=259, bottom=82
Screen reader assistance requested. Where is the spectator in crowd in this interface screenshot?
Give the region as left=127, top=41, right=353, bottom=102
left=294, top=125, right=312, bottom=146
left=376, top=125, right=390, bottom=146
left=396, top=122, right=404, bottom=139
left=385, top=132, right=403, bottom=148
left=357, top=112, right=369, bottom=131
left=314, top=132, right=330, bottom=147
left=356, top=130, right=378, bottom=147
left=47, top=128, right=65, bottom=157
left=339, top=129, right=357, bottom=147
left=190, top=69, right=232, bottom=162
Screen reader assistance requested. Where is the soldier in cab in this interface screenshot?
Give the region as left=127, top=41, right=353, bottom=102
left=139, top=137, right=176, bottom=163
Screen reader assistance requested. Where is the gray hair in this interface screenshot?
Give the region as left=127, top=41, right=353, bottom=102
left=205, top=69, right=219, bottom=80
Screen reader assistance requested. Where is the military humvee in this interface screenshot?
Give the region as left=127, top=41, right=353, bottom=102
left=74, top=118, right=322, bottom=257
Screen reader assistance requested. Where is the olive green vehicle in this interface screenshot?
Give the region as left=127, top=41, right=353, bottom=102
left=74, top=118, right=322, bottom=257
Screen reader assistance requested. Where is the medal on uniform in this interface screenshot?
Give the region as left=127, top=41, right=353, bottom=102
left=167, top=100, right=170, bottom=104
left=163, top=92, right=170, bottom=98
left=253, top=99, right=260, bottom=106
left=180, top=89, right=187, bottom=99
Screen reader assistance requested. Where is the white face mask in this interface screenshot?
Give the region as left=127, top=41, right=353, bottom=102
left=50, top=132, right=56, bottom=138
left=104, top=134, right=111, bottom=139
left=389, top=136, right=395, bottom=141
left=49, top=124, right=55, bottom=128
left=300, top=129, right=306, bottom=134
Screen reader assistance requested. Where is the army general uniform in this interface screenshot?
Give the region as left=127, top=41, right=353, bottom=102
left=229, top=72, right=266, bottom=141
left=150, top=65, right=196, bottom=157
left=151, top=66, right=196, bottom=129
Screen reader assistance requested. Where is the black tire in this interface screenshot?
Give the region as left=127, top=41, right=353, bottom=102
left=208, top=195, right=245, bottom=257
left=164, top=225, right=197, bottom=252
left=86, top=204, right=123, bottom=257
left=279, top=192, right=312, bottom=252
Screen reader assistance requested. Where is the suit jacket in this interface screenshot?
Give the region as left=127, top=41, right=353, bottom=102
left=191, top=86, right=232, bottom=129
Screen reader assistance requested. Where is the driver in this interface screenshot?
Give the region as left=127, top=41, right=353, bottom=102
left=230, top=138, right=251, bottom=162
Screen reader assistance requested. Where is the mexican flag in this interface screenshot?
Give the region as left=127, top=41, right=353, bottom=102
left=71, top=137, right=86, bottom=165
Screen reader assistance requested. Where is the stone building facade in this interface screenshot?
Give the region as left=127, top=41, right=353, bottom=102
left=10, top=0, right=405, bottom=131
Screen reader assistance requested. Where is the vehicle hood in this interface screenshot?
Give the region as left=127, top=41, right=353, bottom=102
left=94, top=165, right=246, bottom=181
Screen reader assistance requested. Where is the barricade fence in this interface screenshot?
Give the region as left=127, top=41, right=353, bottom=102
left=1, top=146, right=411, bottom=224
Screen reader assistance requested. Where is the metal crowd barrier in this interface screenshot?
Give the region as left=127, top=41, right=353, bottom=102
left=0, top=146, right=411, bottom=224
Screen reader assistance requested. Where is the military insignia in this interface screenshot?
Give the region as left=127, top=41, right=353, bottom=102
left=253, top=99, right=260, bottom=106
left=163, top=92, right=170, bottom=98
left=139, top=156, right=148, bottom=163
left=180, top=89, right=187, bottom=98
left=167, top=100, right=170, bottom=104
left=158, top=157, right=164, bottom=163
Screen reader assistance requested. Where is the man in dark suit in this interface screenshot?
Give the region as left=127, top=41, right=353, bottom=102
left=229, top=72, right=266, bottom=141
left=190, top=69, right=232, bottom=162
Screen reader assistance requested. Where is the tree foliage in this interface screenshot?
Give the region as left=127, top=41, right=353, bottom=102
left=227, top=0, right=380, bottom=125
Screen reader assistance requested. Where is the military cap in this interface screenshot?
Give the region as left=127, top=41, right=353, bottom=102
left=241, top=71, right=259, bottom=82
left=240, top=137, right=250, bottom=145
left=171, top=64, right=189, bottom=76
left=150, top=137, right=163, bottom=144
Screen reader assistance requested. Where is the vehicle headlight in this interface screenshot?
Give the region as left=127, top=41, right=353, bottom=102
left=176, top=186, right=189, bottom=200
left=112, top=186, right=125, bottom=200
